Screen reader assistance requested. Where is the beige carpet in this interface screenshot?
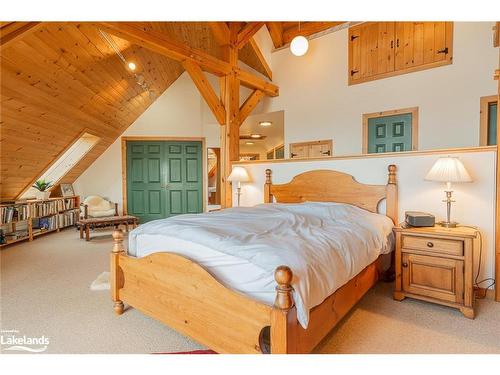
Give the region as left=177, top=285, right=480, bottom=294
left=1, top=228, right=499, bottom=354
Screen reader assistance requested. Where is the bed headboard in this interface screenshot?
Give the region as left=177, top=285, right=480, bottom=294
left=263, top=165, right=398, bottom=224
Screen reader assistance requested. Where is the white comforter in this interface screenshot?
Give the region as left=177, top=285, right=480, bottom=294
left=128, top=202, right=394, bottom=328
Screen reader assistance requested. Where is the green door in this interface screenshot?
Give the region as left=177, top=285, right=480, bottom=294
left=487, top=102, right=497, bottom=146
left=126, top=141, right=203, bottom=223
left=367, top=113, right=413, bottom=153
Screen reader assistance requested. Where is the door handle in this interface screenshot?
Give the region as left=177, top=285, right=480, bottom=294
left=164, top=184, right=169, bottom=189
left=402, top=262, right=408, bottom=268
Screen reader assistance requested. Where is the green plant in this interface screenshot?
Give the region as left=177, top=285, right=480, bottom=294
left=32, top=179, right=53, bottom=192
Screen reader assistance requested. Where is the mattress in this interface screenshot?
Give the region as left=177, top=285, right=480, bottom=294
left=128, top=202, right=394, bottom=328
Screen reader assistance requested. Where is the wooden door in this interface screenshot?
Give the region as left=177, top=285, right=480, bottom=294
left=395, top=22, right=452, bottom=71
left=164, top=142, right=203, bottom=217
left=127, top=141, right=203, bottom=223
left=309, top=142, right=332, bottom=157
left=402, top=253, right=464, bottom=304
left=349, top=22, right=395, bottom=83
left=289, top=144, right=309, bottom=159
left=367, top=113, right=413, bottom=153
left=127, top=142, right=166, bottom=223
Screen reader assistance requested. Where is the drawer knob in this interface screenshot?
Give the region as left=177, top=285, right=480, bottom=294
left=427, top=242, right=434, bottom=248
left=402, top=262, right=408, bottom=268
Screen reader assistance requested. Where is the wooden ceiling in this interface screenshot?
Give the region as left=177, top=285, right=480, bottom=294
left=266, top=22, right=345, bottom=48
left=0, top=22, right=273, bottom=200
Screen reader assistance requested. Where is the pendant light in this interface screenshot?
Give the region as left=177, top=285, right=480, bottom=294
left=290, top=22, right=309, bottom=56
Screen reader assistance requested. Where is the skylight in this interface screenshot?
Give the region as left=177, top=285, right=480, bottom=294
left=21, top=133, right=100, bottom=199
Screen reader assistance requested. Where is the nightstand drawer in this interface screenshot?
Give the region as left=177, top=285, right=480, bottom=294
left=402, top=235, right=463, bottom=257
left=402, top=253, right=464, bottom=304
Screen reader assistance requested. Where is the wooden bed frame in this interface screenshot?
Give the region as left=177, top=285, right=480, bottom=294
left=110, top=164, right=398, bottom=353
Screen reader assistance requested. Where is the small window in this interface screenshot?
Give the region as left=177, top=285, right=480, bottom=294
left=363, top=107, right=419, bottom=154
left=479, top=95, right=498, bottom=146
left=21, top=133, right=100, bottom=198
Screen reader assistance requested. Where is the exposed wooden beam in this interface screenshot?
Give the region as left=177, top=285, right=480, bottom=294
left=238, top=68, right=278, bottom=96
left=98, top=22, right=278, bottom=97
left=237, top=22, right=265, bottom=49
left=219, top=23, right=241, bottom=208
left=0, top=22, right=41, bottom=51
left=266, top=22, right=284, bottom=48
left=183, top=60, right=226, bottom=125
left=282, top=22, right=345, bottom=45
left=239, top=90, right=264, bottom=125
left=99, top=22, right=231, bottom=76
left=208, top=22, right=230, bottom=45
left=248, top=38, right=272, bottom=80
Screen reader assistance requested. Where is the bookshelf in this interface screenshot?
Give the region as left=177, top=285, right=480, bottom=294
left=0, top=196, right=80, bottom=247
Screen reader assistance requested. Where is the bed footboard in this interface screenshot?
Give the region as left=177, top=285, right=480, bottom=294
left=111, top=230, right=277, bottom=354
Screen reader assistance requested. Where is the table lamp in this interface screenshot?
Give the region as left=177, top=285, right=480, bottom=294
left=227, top=166, right=251, bottom=207
left=424, top=156, right=472, bottom=228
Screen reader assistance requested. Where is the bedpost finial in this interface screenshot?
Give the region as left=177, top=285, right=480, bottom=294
left=265, top=169, right=272, bottom=184
left=388, top=164, right=397, bottom=184
left=112, top=229, right=125, bottom=253
left=274, top=265, right=294, bottom=311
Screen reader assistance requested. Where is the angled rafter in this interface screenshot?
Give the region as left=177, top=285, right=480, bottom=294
left=208, top=22, right=230, bottom=45
left=98, top=22, right=278, bottom=97
left=282, top=22, right=345, bottom=45
left=183, top=60, right=226, bottom=125
left=248, top=38, right=272, bottom=80
left=211, top=22, right=272, bottom=80
left=236, top=22, right=265, bottom=49
left=99, top=22, right=231, bottom=75
left=239, top=89, right=264, bottom=125
left=0, top=22, right=41, bottom=51
left=266, top=22, right=284, bottom=48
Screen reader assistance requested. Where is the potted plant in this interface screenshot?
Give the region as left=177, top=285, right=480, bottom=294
left=32, top=179, right=53, bottom=200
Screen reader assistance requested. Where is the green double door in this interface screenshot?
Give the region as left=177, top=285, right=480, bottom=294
left=367, top=113, right=413, bottom=153
left=126, top=141, right=203, bottom=223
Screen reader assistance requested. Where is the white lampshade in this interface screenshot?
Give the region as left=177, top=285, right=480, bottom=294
left=227, top=166, right=251, bottom=183
left=425, top=157, right=472, bottom=183
left=290, top=35, right=309, bottom=56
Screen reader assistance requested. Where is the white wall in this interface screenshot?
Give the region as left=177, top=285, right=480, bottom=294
left=262, top=22, right=498, bottom=156
left=74, top=73, right=207, bottom=212
left=234, top=148, right=496, bottom=282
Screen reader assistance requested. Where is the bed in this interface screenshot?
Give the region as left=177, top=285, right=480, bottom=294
left=110, top=165, right=398, bottom=353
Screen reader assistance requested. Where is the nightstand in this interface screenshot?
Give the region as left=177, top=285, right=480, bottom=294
left=393, top=225, right=480, bottom=318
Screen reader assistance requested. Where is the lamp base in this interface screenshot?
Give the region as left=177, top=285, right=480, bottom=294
left=437, top=220, right=458, bottom=228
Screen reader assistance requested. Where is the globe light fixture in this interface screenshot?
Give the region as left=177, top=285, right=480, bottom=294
left=290, top=35, right=309, bottom=56
left=127, top=62, right=136, bottom=71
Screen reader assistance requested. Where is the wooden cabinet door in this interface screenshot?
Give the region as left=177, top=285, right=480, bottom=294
left=309, top=142, right=332, bottom=157
left=349, top=22, right=395, bottom=83
left=290, top=144, right=309, bottom=159
left=402, top=253, right=464, bottom=304
left=395, top=22, right=452, bottom=71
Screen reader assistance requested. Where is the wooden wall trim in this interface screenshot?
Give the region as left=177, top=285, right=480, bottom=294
left=120, top=136, right=207, bottom=215
left=233, top=146, right=496, bottom=166
left=495, top=46, right=500, bottom=302
left=362, top=107, right=419, bottom=154
left=479, top=95, right=498, bottom=146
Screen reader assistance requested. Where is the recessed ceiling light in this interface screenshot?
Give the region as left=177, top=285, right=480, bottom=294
left=259, top=121, right=272, bottom=127
left=250, top=134, right=262, bottom=139
left=245, top=141, right=254, bottom=145
left=128, top=62, right=136, bottom=71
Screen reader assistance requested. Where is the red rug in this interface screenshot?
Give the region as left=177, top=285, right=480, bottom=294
left=154, top=349, right=217, bottom=354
